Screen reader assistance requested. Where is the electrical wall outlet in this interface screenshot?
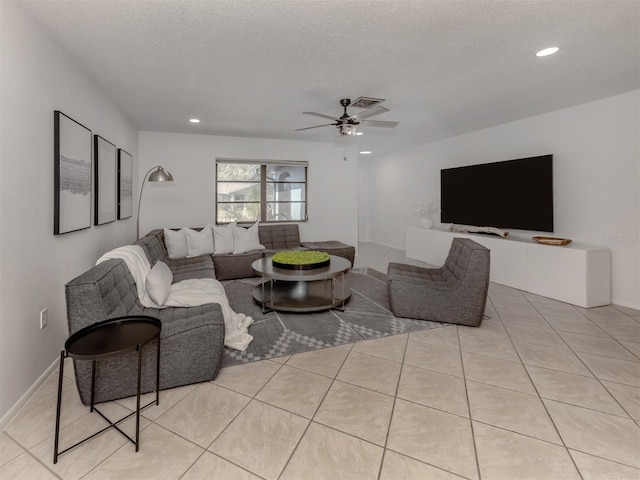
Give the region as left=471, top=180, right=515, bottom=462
left=40, top=308, right=48, bottom=330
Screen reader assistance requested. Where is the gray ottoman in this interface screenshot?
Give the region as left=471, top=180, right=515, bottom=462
left=301, top=241, right=356, bottom=266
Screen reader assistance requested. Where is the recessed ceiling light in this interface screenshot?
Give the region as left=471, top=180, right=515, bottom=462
left=355, top=132, right=364, bottom=136
left=536, top=47, right=559, bottom=57
left=359, top=151, right=372, bottom=155
left=189, top=118, right=200, bottom=123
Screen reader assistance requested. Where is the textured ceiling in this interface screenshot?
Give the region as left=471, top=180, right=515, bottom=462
left=17, top=0, right=640, bottom=156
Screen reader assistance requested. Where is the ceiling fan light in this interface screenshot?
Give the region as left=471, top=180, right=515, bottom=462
left=339, top=124, right=357, bottom=136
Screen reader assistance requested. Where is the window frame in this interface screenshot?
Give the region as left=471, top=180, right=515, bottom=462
left=215, top=158, right=308, bottom=225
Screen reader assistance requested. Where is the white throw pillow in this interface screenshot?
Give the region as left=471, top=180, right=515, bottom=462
left=146, top=261, right=173, bottom=305
left=164, top=228, right=188, bottom=259
left=213, top=222, right=235, bottom=254
left=185, top=226, right=215, bottom=257
left=232, top=221, right=265, bottom=254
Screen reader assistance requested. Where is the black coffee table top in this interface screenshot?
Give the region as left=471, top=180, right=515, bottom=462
left=65, top=316, right=161, bottom=360
left=252, top=255, right=351, bottom=282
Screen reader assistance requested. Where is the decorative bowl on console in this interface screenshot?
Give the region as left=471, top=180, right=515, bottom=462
left=532, top=236, right=572, bottom=246
left=272, top=251, right=330, bottom=270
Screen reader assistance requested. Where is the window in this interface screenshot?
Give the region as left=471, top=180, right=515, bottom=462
left=216, top=159, right=308, bottom=224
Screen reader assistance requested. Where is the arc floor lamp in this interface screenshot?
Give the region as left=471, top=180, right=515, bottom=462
left=137, top=166, right=174, bottom=239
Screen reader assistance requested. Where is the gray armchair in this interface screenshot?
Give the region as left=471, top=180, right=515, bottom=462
left=387, top=237, right=490, bottom=327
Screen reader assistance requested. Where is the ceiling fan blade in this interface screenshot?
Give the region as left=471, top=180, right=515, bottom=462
left=353, top=105, right=390, bottom=120
left=303, top=112, right=341, bottom=122
left=360, top=119, right=399, bottom=128
left=294, top=123, right=336, bottom=131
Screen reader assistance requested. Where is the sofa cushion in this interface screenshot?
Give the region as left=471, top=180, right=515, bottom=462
left=146, top=261, right=173, bottom=304
left=164, top=228, right=189, bottom=259
left=232, top=222, right=265, bottom=254
left=213, top=223, right=235, bottom=254
left=387, top=262, right=458, bottom=291
left=186, top=226, right=215, bottom=257
left=167, top=255, right=216, bottom=283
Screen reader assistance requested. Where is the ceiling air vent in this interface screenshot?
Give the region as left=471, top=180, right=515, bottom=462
left=350, top=97, right=385, bottom=109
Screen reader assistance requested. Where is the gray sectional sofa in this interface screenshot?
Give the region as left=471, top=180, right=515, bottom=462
left=65, top=223, right=354, bottom=405
left=153, top=224, right=355, bottom=280
left=65, top=236, right=224, bottom=405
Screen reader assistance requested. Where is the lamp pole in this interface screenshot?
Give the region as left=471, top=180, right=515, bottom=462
left=137, top=166, right=174, bottom=239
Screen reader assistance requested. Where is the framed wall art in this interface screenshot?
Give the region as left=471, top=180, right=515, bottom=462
left=54, top=111, right=93, bottom=235
left=94, top=135, right=117, bottom=225
left=117, top=149, right=133, bottom=220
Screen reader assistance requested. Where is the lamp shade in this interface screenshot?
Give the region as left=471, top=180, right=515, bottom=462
left=148, top=167, right=173, bottom=182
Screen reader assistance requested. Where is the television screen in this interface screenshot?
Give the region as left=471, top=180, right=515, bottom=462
left=440, top=155, right=553, bottom=232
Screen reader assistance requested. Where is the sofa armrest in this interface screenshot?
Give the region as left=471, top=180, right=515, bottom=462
left=300, top=241, right=355, bottom=266
left=72, top=303, right=225, bottom=405
left=133, top=231, right=168, bottom=265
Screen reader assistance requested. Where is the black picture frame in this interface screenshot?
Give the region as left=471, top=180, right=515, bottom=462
left=117, top=149, right=133, bottom=220
left=54, top=111, right=93, bottom=235
left=94, top=135, right=117, bottom=225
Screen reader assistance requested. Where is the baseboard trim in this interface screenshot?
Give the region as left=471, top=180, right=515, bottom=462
left=0, top=356, right=60, bottom=432
left=612, top=298, right=640, bottom=311
left=357, top=240, right=403, bottom=252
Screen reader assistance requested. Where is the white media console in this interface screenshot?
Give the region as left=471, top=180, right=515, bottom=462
left=405, top=227, right=610, bottom=308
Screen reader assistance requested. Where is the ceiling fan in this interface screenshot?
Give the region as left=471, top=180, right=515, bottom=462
left=295, top=97, right=399, bottom=136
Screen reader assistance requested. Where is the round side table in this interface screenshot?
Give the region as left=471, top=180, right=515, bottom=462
left=53, top=316, right=161, bottom=464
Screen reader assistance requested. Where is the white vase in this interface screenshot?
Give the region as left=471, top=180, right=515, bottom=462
left=420, top=217, right=433, bottom=229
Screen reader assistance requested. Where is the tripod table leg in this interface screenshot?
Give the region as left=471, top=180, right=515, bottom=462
left=53, top=350, right=65, bottom=464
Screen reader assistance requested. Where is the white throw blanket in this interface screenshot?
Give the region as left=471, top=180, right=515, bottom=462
left=97, top=245, right=253, bottom=351
left=164, top=278, right=253, bottom=351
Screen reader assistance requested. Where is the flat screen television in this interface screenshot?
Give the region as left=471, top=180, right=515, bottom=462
left=440, top=154, right=553, bottom=232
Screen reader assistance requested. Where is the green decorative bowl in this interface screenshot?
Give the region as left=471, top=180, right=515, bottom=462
left=272, top=251, right=330, bottom=270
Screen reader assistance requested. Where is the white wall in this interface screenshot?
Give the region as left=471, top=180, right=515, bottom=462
left=0, top=2, right=138, bottom=423
left=362, top=91, right=639, bottom=309
left=138, top=132, right=359, bottom=247
left=358, top=159, right=371, bottom=243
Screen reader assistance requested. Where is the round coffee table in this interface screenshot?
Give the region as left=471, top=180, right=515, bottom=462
left=252, top=255, right=351, bottom=312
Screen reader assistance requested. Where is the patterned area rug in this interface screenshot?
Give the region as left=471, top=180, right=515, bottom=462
left=221, top=268, right=444, bottom=367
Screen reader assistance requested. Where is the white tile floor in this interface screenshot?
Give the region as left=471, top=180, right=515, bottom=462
left=2, top=242, right=639, bottom=479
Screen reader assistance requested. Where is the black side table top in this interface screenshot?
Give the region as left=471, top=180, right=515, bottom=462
left=54, top=315, right=162, bottom=464
left=65, top=316, right=161, bottom=360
